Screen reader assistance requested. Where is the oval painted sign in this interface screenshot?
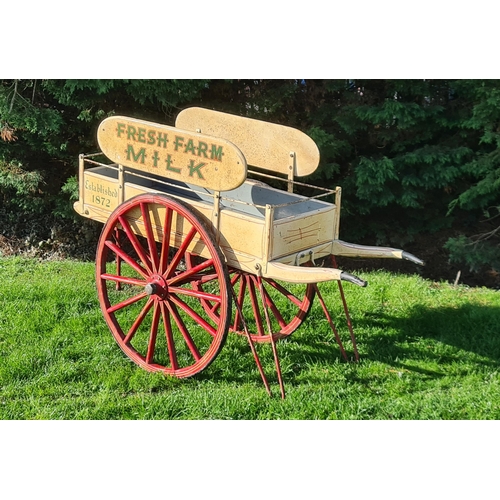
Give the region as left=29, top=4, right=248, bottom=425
left=97, top=116, right=247, bottom=191
left=176, top=107, right=320, bottom=177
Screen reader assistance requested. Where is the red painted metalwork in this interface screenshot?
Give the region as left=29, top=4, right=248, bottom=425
left=96, top=194, right=231, bottom=377
left=114, top=228, right=122, bottom=291
left=187, top=262, right=315, bottom=343
left=230, top=285, right=272, bottom=396
left=331, top=255, right=360, bottom=362
left=313, top=284, right=349, bottom=361
left=255, top=272, right=286, bottom=399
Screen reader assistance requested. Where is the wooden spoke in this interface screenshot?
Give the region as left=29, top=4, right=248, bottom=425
left=104, top=239, right=149, bottom=279
left=146, top=302, right=161, bottom=364
left=254, top=276, right=287, bottom=329
left=169, top=294, right=217, bottom=337
left=140, top=202, right=160, bottom=273
left=168, top=286, right=222, bottom=304
left=106, top=291, right=148, bottom=314
left=168, top=258, right=215, bottom=287
left=232, top=274, right=247, bottom=331
left=160, top=302, right=178, bottom=370
left=165, top=225, right=197, bottom=279
left=100, top=273, right=147, bottom=287
left=164, top=301, right=201, bottom=362
left=247, top=275, right=266, bottom=338
left=124, top=298, right=154, bottom=344
left=159, top=207, right=173, bottom=275
left=117, top=215, right=153, bottom=274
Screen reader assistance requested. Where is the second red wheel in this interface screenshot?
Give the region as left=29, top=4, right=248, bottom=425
left=186, top=257, right=315, bottom=343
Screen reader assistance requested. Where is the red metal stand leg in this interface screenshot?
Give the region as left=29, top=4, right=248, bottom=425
left=313, top=284, right=349, bottom=361
left=336, top=280, right=359, bottom=361
left=256, top=272, right=286, bottom=399
left=331, top=256, right=359, bottom=361
left=230, top=285, right=272, bottom=397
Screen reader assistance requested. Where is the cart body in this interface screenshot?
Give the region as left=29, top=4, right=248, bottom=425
left=75, top=109, right=415, bottom=284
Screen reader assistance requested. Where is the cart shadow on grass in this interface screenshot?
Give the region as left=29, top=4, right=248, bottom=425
left=358, top=302, right=500, bottom=368
left=197, top=300, right=500, bottom=388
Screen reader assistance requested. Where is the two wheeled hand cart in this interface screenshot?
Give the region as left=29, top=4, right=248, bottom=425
left=74, top=107, right=423, bottom=398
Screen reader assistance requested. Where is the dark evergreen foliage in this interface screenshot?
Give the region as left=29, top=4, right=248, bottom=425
left=1, top=79, right=499, bottom=275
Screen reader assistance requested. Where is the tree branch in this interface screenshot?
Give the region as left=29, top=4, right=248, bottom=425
left=31, top=79, right=37, bottom=105
left=9, top=80, right=18, bottom=113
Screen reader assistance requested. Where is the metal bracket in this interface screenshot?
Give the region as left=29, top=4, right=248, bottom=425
left=295, top=249, right=316, bottom=266
left=212, top=190, right=221, bottom=240
left=118, top=164, right=125, bottom=205
left=288, top=151, right=296, bottom=193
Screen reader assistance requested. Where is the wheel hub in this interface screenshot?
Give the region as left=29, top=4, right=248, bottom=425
left=145, top=274, right=168, bottom=299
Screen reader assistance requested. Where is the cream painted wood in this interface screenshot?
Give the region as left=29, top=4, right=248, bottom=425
left=331, top=240, right=405, bottom=259
left=272, top=241, right=335, bottom=267
left=81, top=170, right=121, bottom=213
left=176, top=107, right=320, bottom=177
left=270, top=206, right=337, bottom=260
left=265, top=262, right=343, bottom=283
left=75, top=107, right=350, bottom=284
left=97, top=116, right=247, bottom=192
left=74, top=163, right=344, bottom=282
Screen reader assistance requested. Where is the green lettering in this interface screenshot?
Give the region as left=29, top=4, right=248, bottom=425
left=127, top=126, right=137, bottom=141
left=197, top=141, right=208, bottom=158
left=166, top=155, right=181, bottom=173
left=137, top=128, right=146, bottom=143
left=184, top=139, right=196, bottom=155
left=152, top=151, right=160, bottom=167
left=174, top=136, right=184, bottom=151
left=157, top=132, right=168, bottom=148
left=117, top=122, right=126, bottom=137
left=210, top=145, right=224, bottom=161
left=188, top=160, right=206, bottom=180
left=147, top=130, right=156, bottom=145
left=126, top=144, right=146, bottom=164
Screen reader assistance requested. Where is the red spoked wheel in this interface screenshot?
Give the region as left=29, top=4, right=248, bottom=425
left=186, top=257, right=315, bottom=343
left=96, top=194, right=231, bottom=378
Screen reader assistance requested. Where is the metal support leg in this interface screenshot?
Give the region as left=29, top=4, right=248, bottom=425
left=255, top=270, right=286, bottom=399
left=313, top=284, right=349, bottom=361
left=331, top=255, right=359, bottom=361
left=230, top=285, right=272, bottom=397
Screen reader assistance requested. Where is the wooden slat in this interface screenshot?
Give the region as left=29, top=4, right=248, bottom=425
left=175, top=107, right=320, bottom=177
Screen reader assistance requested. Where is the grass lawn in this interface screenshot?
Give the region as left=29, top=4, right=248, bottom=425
left=1, top=255, right=499, bottom=419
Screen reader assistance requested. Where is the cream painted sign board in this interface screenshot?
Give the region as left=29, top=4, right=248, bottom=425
left=176, top=107, right=320, bottom=177
left=97, top=116, right=247, bottom=192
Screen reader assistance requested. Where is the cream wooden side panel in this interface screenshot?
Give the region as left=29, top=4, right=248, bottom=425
left=123, top=183, right=152, bottom=201
left=76, top=161, right=340, bottom=273
left=73, top=203, right=114, bottom=225
left=120, top=182, right=267, bottom=265
left=270, top=207, right=337, bottom=260
left=270, top=241, right=334, bottom=266
left=176, top=107, right=320, bottom=177
left=82, top=171, right=121, bottom=213
left=216, top=208, right=266, bottom=265
left=123, top=183, right=213, bottom=222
